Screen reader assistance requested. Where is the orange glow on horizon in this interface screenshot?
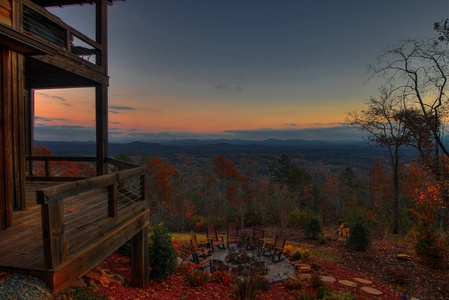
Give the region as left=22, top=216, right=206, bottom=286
left=34, top=88, right=349, bottom=135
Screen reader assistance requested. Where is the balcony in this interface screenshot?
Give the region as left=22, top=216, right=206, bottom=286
left=22, top=0, right=109, bottom=88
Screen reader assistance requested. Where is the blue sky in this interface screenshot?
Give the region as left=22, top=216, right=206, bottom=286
left=34, top=0, right=449, bottom=142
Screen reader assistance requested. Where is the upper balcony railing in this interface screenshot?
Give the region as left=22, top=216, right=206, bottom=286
left=22, top=0, right=103, bottom=70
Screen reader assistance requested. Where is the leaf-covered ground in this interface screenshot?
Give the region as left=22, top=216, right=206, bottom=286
left=56, top=229, right=448, bottom=300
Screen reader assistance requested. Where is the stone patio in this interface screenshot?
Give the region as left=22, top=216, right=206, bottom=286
left=189, top=243, right=296, bottom=282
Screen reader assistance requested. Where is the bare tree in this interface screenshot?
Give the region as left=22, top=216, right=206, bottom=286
left=368, top=39, right=449, bottom=158
left=368, top=39, right=449, bottom=228
left=347, top=86, right=412, bottom=233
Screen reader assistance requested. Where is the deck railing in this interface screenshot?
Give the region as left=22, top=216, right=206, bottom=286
left=22, top=0, right=103, bottom=68
left=33, top=158, right=147, bottom=269
left=26, top=156, right=97, bottom=181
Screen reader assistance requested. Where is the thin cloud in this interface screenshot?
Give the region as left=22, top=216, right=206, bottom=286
left=36, top=92, right=70, bottom=106
left=109, top=106, right=135, bottom=111
left=214, top=83, right=243, bottom=92
left=215, top=84, right=228, bottom=89
left=35, top=116, right=69, bottom=122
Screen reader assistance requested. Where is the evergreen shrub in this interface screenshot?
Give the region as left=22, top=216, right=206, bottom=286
left=148, top=224, right=177, bottom=279
left=304, top=216, right=323, bottom=240
left=346, top=218, right=371, bottom=252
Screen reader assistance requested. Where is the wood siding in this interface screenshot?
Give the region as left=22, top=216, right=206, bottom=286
left=0, top=47, right=26, bottom=229
left=0, top=0, right=12, bottom=26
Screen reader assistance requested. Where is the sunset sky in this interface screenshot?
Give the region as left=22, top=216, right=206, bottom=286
left=34, top=0, right=448, bottom=142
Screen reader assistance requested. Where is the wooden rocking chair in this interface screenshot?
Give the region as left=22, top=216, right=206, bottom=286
left=190, top=249, right=212, bottom=271
left=262, top=231, right=286, bottom=263
left=190, top=233, right=211, bottom=260
left=226, top=221, right=239, bottom=248
left=253, top=224, right=265, bottom=247
left=206, top=223, right=226, bottom=252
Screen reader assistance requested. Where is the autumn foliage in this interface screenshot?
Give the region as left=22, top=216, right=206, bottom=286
left=32, top=145, right=95, bottom=178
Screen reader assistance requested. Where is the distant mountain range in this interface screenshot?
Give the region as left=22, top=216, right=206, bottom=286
left=35, top=139, right=373, bottom=157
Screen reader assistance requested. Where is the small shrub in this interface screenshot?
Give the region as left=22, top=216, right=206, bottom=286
left=234, top=272, right=267, bottom=300
left=211, top=269, right=235, bottom=285
left=185, top=264, right=210, bottom=287
left=415, top=219, right=448, bottom=269
left=310, top=273, right=324, bottom=289
left=60, top=286, right=107, bottom=300
left=305, top=216, right=323, bottom=240
left=283, top=244, right=311, bottom=261
left=292, top=250, right=302, bottom=260
left=148, top=224, right=178, bottom=280
left=176, top=261, right=191, bottom=275
left=295, top=291, right=315, bottom=300
left=346, top=218, right=371, bottom=252
left=316, top=286, right=330, bottom=299
left=283, top=277, right=302, bottom=290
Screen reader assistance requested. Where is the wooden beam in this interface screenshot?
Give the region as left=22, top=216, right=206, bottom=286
left=1, top=49, right=12, bottom=228
left=0, top=23, right=58, bottom=55
left=30, top=55, right=108, bottom=85
left=96, top=0, right=107, bottom=74
left=0, top=47, right=5, bottom=229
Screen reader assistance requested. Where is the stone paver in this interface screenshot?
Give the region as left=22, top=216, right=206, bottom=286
left=321, top=276, right=336, bottom=283
left=361, top=286, right=383, bottom=295
left=354, top=277, right=372, bottom=284
left=339, top=279, right=357, bottom=287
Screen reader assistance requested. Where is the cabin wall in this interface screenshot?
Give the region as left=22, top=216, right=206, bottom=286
left=0, top=0, right=12, bottom=26
left=0, top=0, right=25, bottom=229
left=0, top=46, right=26, bottom=229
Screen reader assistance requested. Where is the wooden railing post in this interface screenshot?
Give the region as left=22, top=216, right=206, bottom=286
left=38, top=191, right=66, bottom=269
left=45, top=158, right=50, bottom=177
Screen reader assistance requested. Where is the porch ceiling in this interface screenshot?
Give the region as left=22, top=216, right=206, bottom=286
left=25, top=56, right=98, bottom=89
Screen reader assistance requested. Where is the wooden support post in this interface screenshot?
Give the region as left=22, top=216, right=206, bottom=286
left=95, top=83, right=107, bottom=176
left=130, top=224, right=149, bottom=288
left=39, top=191, right=66, bottom=269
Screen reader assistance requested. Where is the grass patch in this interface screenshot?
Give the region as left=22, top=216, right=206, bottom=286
left=170, top=232, right=207, bottom=244
left=309, top=246, right=338, bottom=260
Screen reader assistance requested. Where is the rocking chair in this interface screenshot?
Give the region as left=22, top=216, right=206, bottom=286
left=262, top=231, right=286, bottom=263
left=206, top=223, right=226, bottom=252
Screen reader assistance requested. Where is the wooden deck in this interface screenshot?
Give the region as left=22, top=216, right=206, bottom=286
left=0, top=172, right=150, bottom=291
left=0, top=182, right=52, bottom=270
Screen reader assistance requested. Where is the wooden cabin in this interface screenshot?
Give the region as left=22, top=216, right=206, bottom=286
left=0, top=0, right=150, bottom=292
